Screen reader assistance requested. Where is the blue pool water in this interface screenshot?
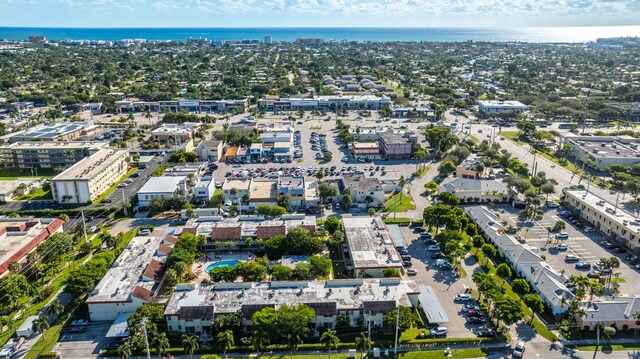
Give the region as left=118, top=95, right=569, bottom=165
left=206, top=260, right=241, bottom=272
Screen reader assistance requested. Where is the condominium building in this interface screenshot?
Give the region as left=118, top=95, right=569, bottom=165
left=564, top=190, right=640, bottom=250
left=0, top=141, right=109, bottom=169
left=478, top=100, right=529, bottom=114
left=258, top=95, right=392, bottom=111
left=114, top=98, right=249, bottom=113
left=51, top=149, right=129, bottom=203
left=341, top=174, right=385, bottom=207
left=438, top=178, right=511, bottom=203
left=164, top=278, right=420, bottom=335
left=378, top=132, right=413, bottom=159
left=86, top=235, right=172, bottom=321
left=195, top=140, right=223, bottom=162
left=137, top=176, right=184, bottom=208
left=350, top=142, right=381, bottom=160
left=248, top=179, right=278, bottom=208
left=342, top=217, right=403, bottom=277
left=0, top=121, right=98, bottom=144
left=151, top=124, right=196, bottom=143
left=277, top=176, right=306, bottom=209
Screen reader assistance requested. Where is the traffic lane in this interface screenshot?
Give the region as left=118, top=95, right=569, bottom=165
left=401, top=227, right=481, bottom=338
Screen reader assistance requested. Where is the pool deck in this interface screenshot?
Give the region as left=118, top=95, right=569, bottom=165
left=193, top=253, right=253, bottom=280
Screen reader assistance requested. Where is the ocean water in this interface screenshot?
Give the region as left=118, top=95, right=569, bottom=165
left=0, top=26, right=639, bottom=43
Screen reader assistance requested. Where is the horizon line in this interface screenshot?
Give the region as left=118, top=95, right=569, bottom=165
left=2, top=25, right=640, bottom=30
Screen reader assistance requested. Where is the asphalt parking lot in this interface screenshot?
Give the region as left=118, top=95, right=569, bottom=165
left=53, top=321, right=114, bottom=359
left=400, top=227, right=494, bottom=339
left=496, top=204, right=638, bottom=295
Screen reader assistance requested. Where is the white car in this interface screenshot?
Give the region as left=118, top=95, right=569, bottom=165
left=584, top=227, right=595, bottom=232
left=554, top=243, right=568, bottom=251
left=455, top=294, right=473, bottom=302
left=426, top=245, right=441, bottom=251
left=430, top=327, right=448, bottom=337
left=406, top=268, right=417, bottom=276
left=138, top=228, right=151, bottom=236
left=545, top=201, right=559, bottom=208
left=513, top=341, right=525, bottom=358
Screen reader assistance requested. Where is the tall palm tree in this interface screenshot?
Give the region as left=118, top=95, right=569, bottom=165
left=32, top=316, right=49, bottom=338
left=145, top=110, right=153, bottom=126
left=355, top=332, right=372, bottom=359
left=216, top=330, right=234, bottom=358
left=151, top=332, right=170, bottom=359
left=286, top=333, right=303, bottom=359
left=251, top=330, right=270, bottom=354
left=182, top=334, right=200, bottom=359
left=117, top=343, right=132, bottom=359
left=320, top=329, right=340, bottom=359
left=46, top=299, right=64, bottom=317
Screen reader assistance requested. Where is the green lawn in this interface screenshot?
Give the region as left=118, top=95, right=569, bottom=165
left=567, top=343, right=640, bottom=351
left=0, top=168, right=58, bottom=180
left=413, top=166, right=430, bottom=179
left=500, top=131, right=526, bottom=145
left=95, top=167, right=137, bottom=203
left=385, top=192, right=416, bottom=212
left=14, top=188, right=53, bottom=200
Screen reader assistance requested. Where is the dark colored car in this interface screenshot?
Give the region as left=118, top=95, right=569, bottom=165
left=477, top=330, right=497, bottom=338
left=431, top=252, right=446, bottom=259
left=403, top=261, right=413, bottom=268
left=467, top=317, right=485, bottom=324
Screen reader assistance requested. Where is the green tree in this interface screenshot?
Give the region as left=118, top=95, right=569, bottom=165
left=152, top=332, right=170, bottom=359
left=286, top=333, right=303, bottom=359
left=494, top=298, right=524, bottom=327
left=341, top=194, right=352, bottom=211
left=323, top=216, right=341, bottom=234
left=438, top=161, right=456, bottom=177
left=255, top=204, right=287, bottom=218
left=46, top=299, right=64, bottom=317
left=216, top=330, right=234, bottom=358
left=32, top=315, right=49, bottom=338
left=496, top=263, right=512, bottom=282
left=251, top=331, right=270, bottom=354
left=355, top=332, right=372, bottom=359
left=382, top=267, right=401, bottom=277
left=234, top=262, right=266, bottom=282
left=270, top=264, right=293, bottom=280
left=523, top=293, right=544, bottom=323
left=512, top=279, right=530, bottom=294
left=318, top=182, right=338, bottom=204
left=481, top=243, right=497, bottom=264
left=182, top=334, right=200, bottom=359
left=320, top=329, right=340, bottom=359
left=308, top=256, right=332, bottom=278
left=117, top=343, right=132, bottom=359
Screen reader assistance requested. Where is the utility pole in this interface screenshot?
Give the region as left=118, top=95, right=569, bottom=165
left=141, top=317, right=152, bottom=359
left=596, top=323, right=600, bottom=347
left=393, top=306, right=400, bottom=355
left=81, top=210, right=88, bottom=243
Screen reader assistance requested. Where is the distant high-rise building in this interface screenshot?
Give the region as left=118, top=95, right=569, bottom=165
left=28, top=35, right=47, bottom=44
left=264, top=35, right=272, bottom=45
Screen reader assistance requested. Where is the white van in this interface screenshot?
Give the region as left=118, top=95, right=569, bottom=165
left=0, top=348, right=13, bottom=359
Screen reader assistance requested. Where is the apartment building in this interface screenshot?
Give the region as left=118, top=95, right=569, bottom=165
left=277, top=176, right=306, bottom=209
left=114, top=98, right=248, bottom=113
left=341, top=174, right=385, bottom=207
left=51, top=149, right=129, bottom=203
left=151, top=124, right=196, bottom=143
left=248, top=179, right=278, bottom=208
left=342, top=217, right=404, bottom=278
left=164, top=278, right=420, bottom=335
left=350, top=142, right=381, bottom=160
left=137, top=176, right=184, bottom=208
left=478, top=100, right=528, bottom=114
left=438, top=178, right=511, bottom=203
left=0, top=141, right=109, bottom=168
left=86, top=236, right=172, bottom=321
left=378, top=132, right=413, bottom=159
left=258, top=95, right=392, bottom=111
left=196, top=140, right=223, bottom=162
left=1, top=121, right=98, bottom=144
left=559, top=135, right=640, bottom=171
left=564, top=190, right=640, bottom=250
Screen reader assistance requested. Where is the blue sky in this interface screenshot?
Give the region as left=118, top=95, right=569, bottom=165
left=1, top=0, right=640, bottom=27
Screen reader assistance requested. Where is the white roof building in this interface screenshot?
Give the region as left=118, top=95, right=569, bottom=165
left=342, top=217, right=403, bottom=277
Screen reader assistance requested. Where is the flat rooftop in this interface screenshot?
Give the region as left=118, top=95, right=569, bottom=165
left=222, top=178, right=252, bottom=191
left=278, top=176, right=304, bottom=189
left=352, top=142, right=380, bottom=149
left=10, top=121, right=94, bottom=140
left=568, top=138, right=640, bottom=159
left=151, top=125, right=194, bottom=135
left=478, top=100, right=528, bottom=108
left=566, top=190, right=640, bottom=236
left=165, top=278, right=420, bottom=316
left=138, top=176, right=182, bottom=194
left=52, top=149, right=127, bottom=181
left=1, top=141, right=108, bottom=150
left=379, top=132, right=410, bottom=145
left=250, top=180, right=277, bottom=199
left=343, top=174, right=382, bottom=191
left=0, top=218, right=64, bottom=275
left=180, top=215, right=316, bottom=238
left=86, top=236, right=165, bottom=304
left=342, top=217, right=402, bottom=270
left=0, top=178, right=36, bottom=195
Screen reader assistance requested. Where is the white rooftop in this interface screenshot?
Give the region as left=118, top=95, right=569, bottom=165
left=138, top=176, right=183, bottom=194
left=342, top=217, right=402, bottom=270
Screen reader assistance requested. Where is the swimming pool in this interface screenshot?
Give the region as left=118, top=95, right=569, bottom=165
left=206, top=260, right=241, bottom=272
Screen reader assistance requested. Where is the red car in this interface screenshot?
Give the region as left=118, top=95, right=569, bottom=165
left=613, top=247, right=627, bottom=254
left=467, top=309, right=483, bottom=318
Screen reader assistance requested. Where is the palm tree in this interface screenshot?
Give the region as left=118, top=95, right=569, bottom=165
left=32, top=316, right=49, bottom=338
left=182, top=334, right=200, bottom=359
left=286, top=333, right=303, bottom=359
left=355, top=332, right=372, bottom=359
left=46, top=299, right=64, bottom=317
left=117, top=343, right=132, bottom=359
left=320, top=329, right=340, bottom=359
left=216, top=330, right=234, bottom=358
left=152, top=332, right=170, bottom=359
left=251, top=330, right=270, bottom=354
left=230, top=188, right=239, bottom=204
left=144, top=110, right=153, bottom=126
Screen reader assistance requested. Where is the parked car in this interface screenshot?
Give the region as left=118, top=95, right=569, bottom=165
left=614, top=247, right=627, bottom=254
left=467, top=309, right=483, bottom=318
left=406, top=268, right=417, bottom=276
left=138, top=228, right=151, bottom=236
left=575, top=262, right=591, bottom=270
left=455, top=294, right=473, bottom=302
left=431, top=252, right=446, bottom=259
left=71, top=319, right=89, bottom=326
left=477, top=330, right=497, bottom=338
left=545, top=201, right=560, bottom=208
left=554, top=243, right=568, bottom=250
left=403, top=261, right=413, bottom=268
left=423, top=238, right=437, bottom=245
left=430, top=327, right=448, bottom=337
left=467, top=317, right=485, bottom=324
left=513, top=341, right=526, bottom=358
left=556, top=231, right=569, bottom=239
left=462, top=304, right=481, bottom=312
left=414, top=227, right=427, bottom=233
left=584, top=226, right=595, bottom=232
left=564, top=254, right=580, bottom=262
left=427, top=245, right=441, bottom=251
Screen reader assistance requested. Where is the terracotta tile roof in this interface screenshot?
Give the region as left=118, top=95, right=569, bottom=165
left=256, top=225, right=286, bottom=239
left=0, top=219, right=64, bottom=274
left=158, top=244, right=173, bottom=256
left=164, top=235, right=178, bottom=245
